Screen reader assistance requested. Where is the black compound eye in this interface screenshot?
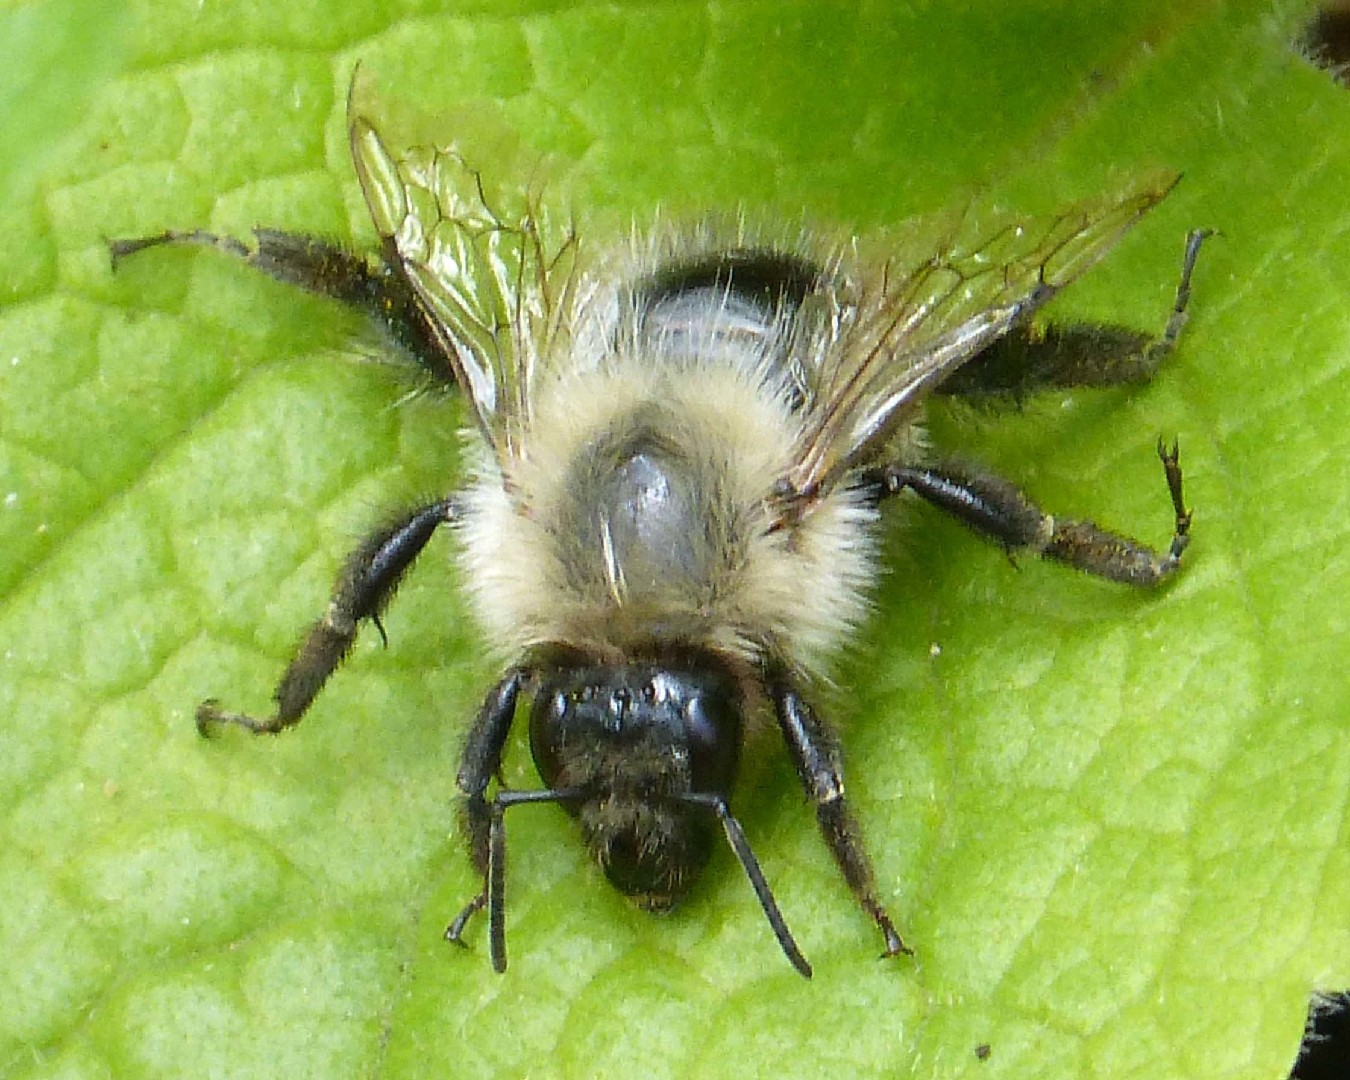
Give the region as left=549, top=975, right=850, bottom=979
left=658, top=671, right=740, bottom=793
left=682, top=686, right=722, bottom=756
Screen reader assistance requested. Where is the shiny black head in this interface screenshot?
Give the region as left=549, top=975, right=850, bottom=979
left=529, top=656, right=744, bottom=908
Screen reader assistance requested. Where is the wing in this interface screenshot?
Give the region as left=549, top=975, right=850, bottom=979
left=781, top=177, right=1179, bottom=510
left=347, top=105, right=579, bottom=466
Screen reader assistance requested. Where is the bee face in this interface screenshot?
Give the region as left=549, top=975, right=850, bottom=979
left=528, top=659, right=744, bottom=906
left=116, top=81, right=1206, bottom=979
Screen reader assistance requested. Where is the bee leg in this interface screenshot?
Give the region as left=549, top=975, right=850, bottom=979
left=196, top=498, right=457, bottom=736
left=447, top=669, right=524, bottom=961
left=109, top=227, right=457, bottom=387
left=940, top=229, right=1212, bottom=397
left=767, top=664, right=911, bottom=960
left=870, top=438, right=1191, bottom=586
left=448, top=672, right=589, bottom=974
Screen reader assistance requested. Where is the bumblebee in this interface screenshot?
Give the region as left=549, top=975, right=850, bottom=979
left=113, top=92, right=1207, bottom=979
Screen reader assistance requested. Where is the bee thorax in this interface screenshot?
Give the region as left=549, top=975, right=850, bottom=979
left=457, top=360, right=881, bottom=673
left=562, top=421, right=706, bottom=603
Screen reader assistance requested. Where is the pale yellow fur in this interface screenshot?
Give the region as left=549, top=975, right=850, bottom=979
left=455, top=354, right=882, bottom=678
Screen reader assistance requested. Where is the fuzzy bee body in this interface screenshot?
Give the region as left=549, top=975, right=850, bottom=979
left=455, top=246, right=888, bottom=931
left=458, top=250, right=880, bottom=679
left=113, top=87, right=1209, bottom=979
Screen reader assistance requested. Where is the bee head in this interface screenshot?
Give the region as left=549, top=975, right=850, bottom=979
left=528, top=656, right=744, bottom=906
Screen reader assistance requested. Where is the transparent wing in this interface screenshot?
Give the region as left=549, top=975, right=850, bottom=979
left=348, top=111, right=578, bottom=464
left=783, top=177, right=1179, bottom=507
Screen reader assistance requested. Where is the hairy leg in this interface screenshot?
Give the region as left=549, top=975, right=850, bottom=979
left=941, top=229, right=1211, bottom=398
left=111, top=228, right=458, bottom=386
left=766, top=663, right=910, bottom=959
left=867, top=439, right=1190, bottom=586
left=197, top=498, right=457, bottom=735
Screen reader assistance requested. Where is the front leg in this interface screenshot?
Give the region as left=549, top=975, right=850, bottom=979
left=446, top=670, right=581, bottom=974
left=766, top=663, right=910, bottom=959
left=197, top=497, right=457, bottom=735
left=450, top=669, right=525, bottom=888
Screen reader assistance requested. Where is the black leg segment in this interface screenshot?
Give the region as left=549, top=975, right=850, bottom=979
left=448, top=712, right=585, bottom=972
left=110, top=227, right=459, bottom=387
left=452, top=669, right=526, bottom=880
left=766, top=664, right=910, bottom=960
left=869, top=438, right=1191, bottom=587
left=940, top=228, right=1212, bottom=398
left=445, top=668, right=526, bottom=959
left=197, top=497, right=458, bottom=736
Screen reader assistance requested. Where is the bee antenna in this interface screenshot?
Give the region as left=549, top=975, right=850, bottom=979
left=681, top=792, right=813, bottom=979
left=485, top=787, right=587, bottom=973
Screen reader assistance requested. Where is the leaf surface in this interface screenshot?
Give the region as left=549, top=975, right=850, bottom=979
left=1, top=2, right=1345, bottom=1078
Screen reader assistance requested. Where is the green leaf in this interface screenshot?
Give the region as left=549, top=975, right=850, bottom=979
left=2, top=1, right=1345, bottom=1078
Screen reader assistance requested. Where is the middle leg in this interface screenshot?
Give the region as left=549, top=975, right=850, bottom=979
left=865, top=438, right=1191, bottom=586
left=197, top=497, right=458, bottom=736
